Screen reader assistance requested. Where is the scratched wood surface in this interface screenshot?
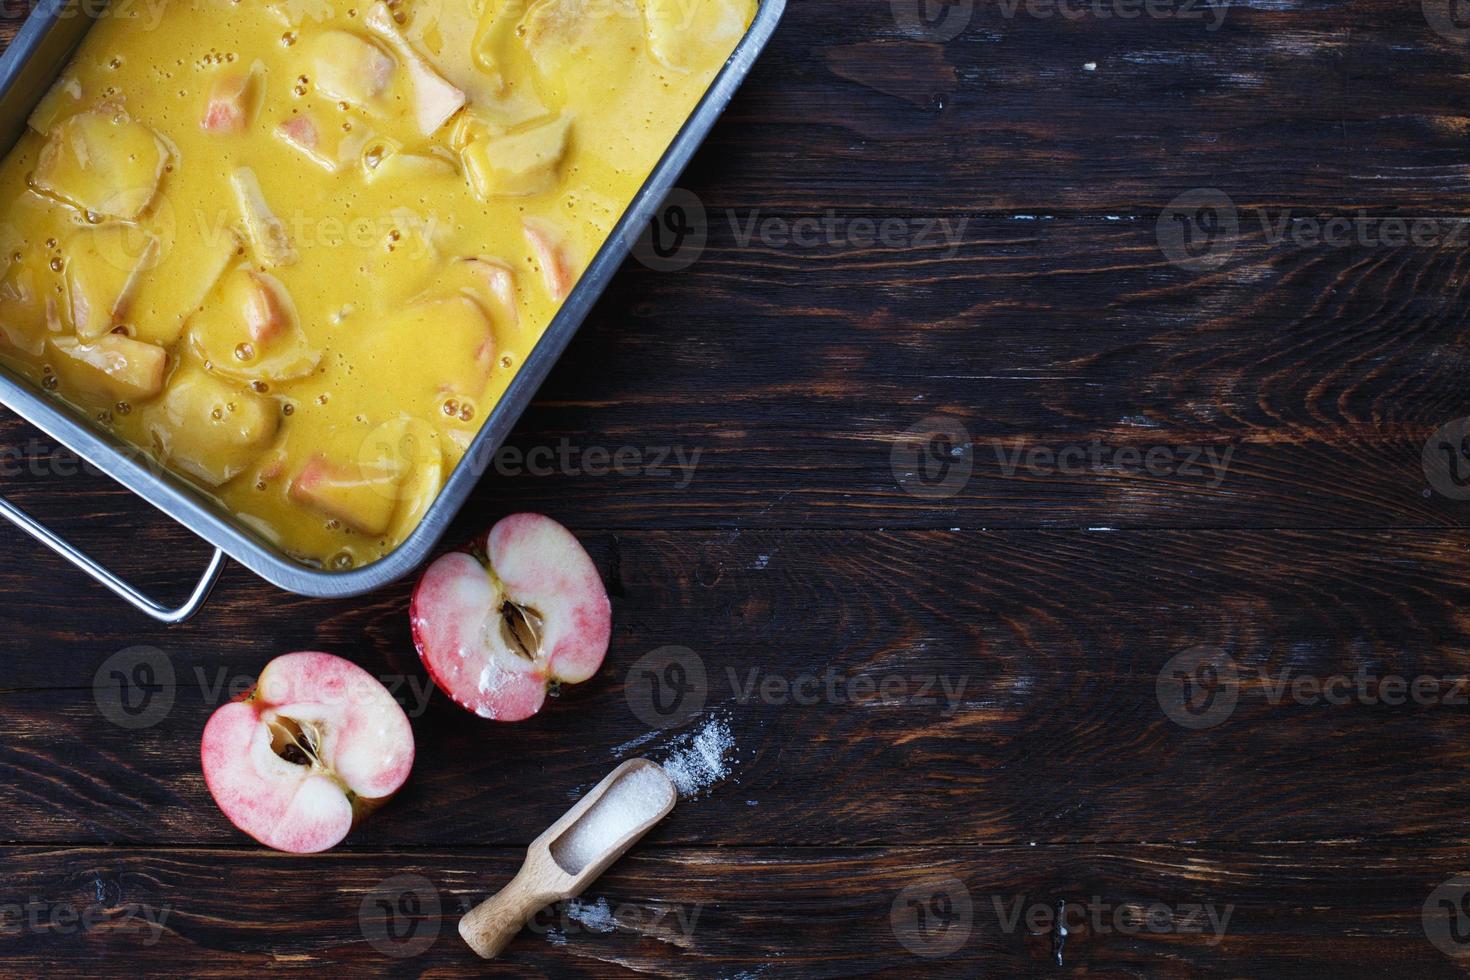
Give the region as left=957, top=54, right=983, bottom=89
left=6, top=0, right=1470, bottom=976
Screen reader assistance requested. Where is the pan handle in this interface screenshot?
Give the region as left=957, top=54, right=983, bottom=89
left=0, top=494, right=226, bottom=624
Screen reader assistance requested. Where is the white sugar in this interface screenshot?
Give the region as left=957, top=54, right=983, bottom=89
left=610, top=728, right=662, bottom=756
left=551, top=764, right=675, bottom=876
left=660, top=715, right=735, bottom=797
left=566, top=897, right=617, bottom=933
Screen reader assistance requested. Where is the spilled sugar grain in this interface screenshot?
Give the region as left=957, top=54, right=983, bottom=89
left=540, top=718, right=744, bottom=948
left=609, top=728, right=662, bottom=756
left=566, top=897, right=617, bottom=933
left=544, top=898, right=616, bottom=946
left=659, top=715, right=736, bottom=797
left=551, top=764, right=676, bottom=876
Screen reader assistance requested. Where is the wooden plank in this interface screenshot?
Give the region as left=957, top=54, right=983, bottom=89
left=0, top=3, right=1466, bottom=977
left=2, top=844, right=1466, bottom=977
left=1, top=12, right=1467, bottom=535
left=5, top=212, right=1470, bottom=535
left=11, top=4, right=1470, bottom=213
left=729, top=0, right=1470, bottom=212
left=5, top=528, right=1470, bottom=846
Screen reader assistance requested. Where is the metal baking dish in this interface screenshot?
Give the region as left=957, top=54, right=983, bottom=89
left=0, top=0, right=784, bottom=622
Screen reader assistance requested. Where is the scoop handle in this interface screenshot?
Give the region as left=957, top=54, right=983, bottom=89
left=459, top=861, right=564, bottom=960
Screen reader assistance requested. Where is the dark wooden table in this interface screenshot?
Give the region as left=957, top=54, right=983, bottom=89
left=8, top=0, right=1470, bottom=975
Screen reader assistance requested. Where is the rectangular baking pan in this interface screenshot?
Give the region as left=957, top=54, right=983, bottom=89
left=0, top=0, right=785, bottom=621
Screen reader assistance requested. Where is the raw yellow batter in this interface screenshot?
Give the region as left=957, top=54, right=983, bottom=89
left=0, top=0, right=754, bottom=568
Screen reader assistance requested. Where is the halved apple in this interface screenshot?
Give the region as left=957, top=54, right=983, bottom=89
left=32, top=108, right=169, bottom=220
left=411, top=514, right=612, bottom=721
left=200, top=651, right=415, bottom=854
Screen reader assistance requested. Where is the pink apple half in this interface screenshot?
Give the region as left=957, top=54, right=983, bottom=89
left=200, top=652, right=415, bottom=853
left=411, top=513, right=612, bottom=721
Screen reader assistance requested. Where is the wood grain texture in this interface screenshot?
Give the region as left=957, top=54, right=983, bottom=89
left=5, top=4, right=1470, bottom=533
left=4, top=844, right=1469, bottom=978
left=6, top=211, right=1470, bottom=532
left=5, top=528, right=1470, bottom=849
left=3, top=0, right=1470, bottom=975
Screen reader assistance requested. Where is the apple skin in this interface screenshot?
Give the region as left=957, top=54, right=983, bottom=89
left=411, top=513, right=612, bottom=721
left=200, top=652, right=415, bottom=854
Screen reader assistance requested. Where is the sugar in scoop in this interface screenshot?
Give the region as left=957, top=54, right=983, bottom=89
left=459, top=759, right=678, bottom=959
left=551, top=763, right=677, bottom=875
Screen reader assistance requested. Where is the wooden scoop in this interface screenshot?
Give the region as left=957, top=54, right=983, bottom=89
left=459, top=758, right=678, bottom=959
